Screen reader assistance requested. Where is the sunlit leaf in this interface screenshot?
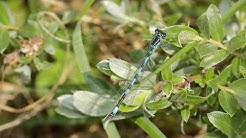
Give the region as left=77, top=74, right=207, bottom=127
left=205, top=67, right=214, bottom=81
left=55, top=105, right=86, bottom=118
left=146, top=98, right=172, bottom=110
left=200, top=49, right=229, bottom=69
left=208, top=66, right=232, bottom=92
left=161, top=43, right=180, bottom=55
left=162, top=82, right=173, bottom=97
left=56, top=94, right=86, bottom=118
left=207, top=111, right=238, bottom=137
left=218, top=90, right=237, bottom=117
left=206, top=4, right=224, bottom=41
left=163, top=25, right=198, bottom=47
left=195, top=42, right=218, bottom=58
left=228, top=35, right=246, bottom=52
left=161, top=66, right=172, bottom=81
left=186, top=95, right=207, bottom=105
left=119, top=104, right=140, bottom=112
left=73, top=20, right=91, bottom=79
left=229, top=78, right=246, bottom=111
left=231, top=58, right=241, bottom=78
left=109, top=58, right=137, bottom=80
left=178, top=30, right=199, bottom=45
left=73, top=91, right=116, bottom=116
left=181, top=106, right=190, bottom=122
left=124, top=90, right=152, bottom=106
left=197, top=13, right=209, bottom=38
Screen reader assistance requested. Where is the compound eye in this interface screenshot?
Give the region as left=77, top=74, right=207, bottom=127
left=154, top=29, right=159, bottom=34
left=161, top=33, right=166, bottom=38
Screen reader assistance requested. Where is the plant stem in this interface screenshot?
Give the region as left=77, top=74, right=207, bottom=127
left=221, top=0, right=246, bottom=23
left=140, top=42, right=197, bottom=85
left=132, top=116, right=167, bottom=138
left=207, top=38, right=227, bottom=50
left=103, top=121, right=121, bottom=138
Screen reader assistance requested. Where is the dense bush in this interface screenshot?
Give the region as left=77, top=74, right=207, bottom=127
left=0, top=0, right=246, bottom=137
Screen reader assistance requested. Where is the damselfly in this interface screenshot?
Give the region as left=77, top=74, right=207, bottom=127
left=104, top=29, right=166, bottom=121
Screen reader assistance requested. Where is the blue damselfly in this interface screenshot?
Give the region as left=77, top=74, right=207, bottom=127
left=104, top=29, right=166, bottom=120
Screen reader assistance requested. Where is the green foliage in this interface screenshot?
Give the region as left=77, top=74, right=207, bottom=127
left=1, top=0, right=246, bottom=137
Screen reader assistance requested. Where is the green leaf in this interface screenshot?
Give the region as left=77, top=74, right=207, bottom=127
left=78, top=0, right=95, bottom=18
left=0, top=29, right=10, bottom=53
left=55, top=95, right=86, bottom=118
left=35, top=63, right=63, bottom=88
left=96, top=59, right=116, bottom=77
left=62, top=11, right=76, bottom=24
left=160, top=43, right=180, bottom=55
left=206, top=87, right=216, bottom=105
left=171, top=74, right=183, bottom=85
left=103, top=122, right=121, bottom=138
left=231, top=109, right=246, bottom=133
left=101, top=0, right=126, bottom=20
left=146, top=98, right=172, bottom=110
left=218, top=90, right=237, bottom=117
left=174, top=65, right=199, bottom=76
left=18, top=20, right=40, bottom=38
left=55, top=105, right=86, bottom=119
left=208, top=65, right=232, bottom=92
left=73, top=20, right=91, bottom=79
left=163, top=25, right=198, bottom=47
left=206, top=4, right=224, bottom=41
left=205, top=67, right=214, bottom=81
left=86, top=75, right=116, bottom=95
left=178, top=30, right=199, bottom=45
left=47, top=21, right=59, bottom=34
left=73, top=91, right=116, bottom=117
left=207, top=111, right=238, bottom=137
left=200, top=49, right=229, bottom=69
left=195, top=42, right=218, bottom=58
left=194, top=75, right=205, bottom=88
left=162, top=82, right=173, bottom=97
left=161, top=66, right=172, bottom=81
left=197, top=13, right=209, bottom=38
left=132, top=116, right=167, bottom=138
left=170, top=90, right=187, bottom=103
left=181, top=106, right=190, bottom=122
left=14, top=64, right=31, bottom=84
left=231, top=58, right=241, bottom=78
left=33, top=58, right=51, bottom=71
left=119, top=104, right=139, bottom=112
left=130, top=49, right=145, bottom=62
left=166, top=13, right=182, bottom=25
left=109, top=58, right=137, bottom=80
left=124, top=90, right=152, bottom=106
left=0, top=2, right=10, bottom=25
left=186, top=95, right=207, bottom=105
left=228, top=35, right=246, bottom=52
left=229, top=78, right=246, bottom=111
